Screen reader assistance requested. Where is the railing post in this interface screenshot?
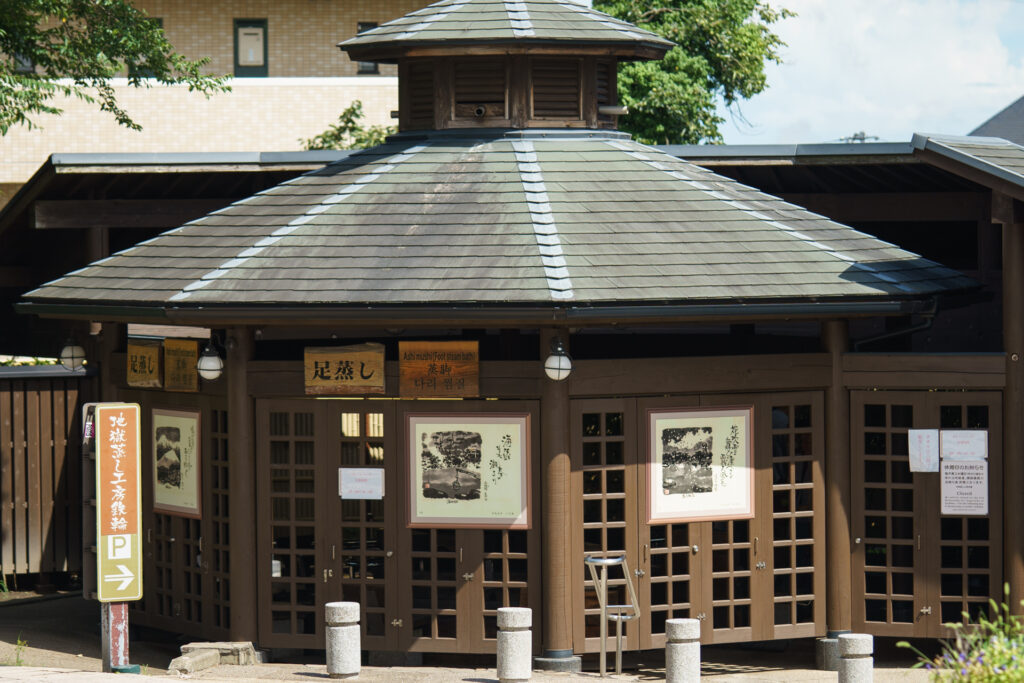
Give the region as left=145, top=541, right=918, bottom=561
left=838, top=633, right=873, bottom=683
left=665, top=618, right=700, bottom=683
left=325, top=602, right=360, bottom=679
left=497, top=607, right=533, bottom=682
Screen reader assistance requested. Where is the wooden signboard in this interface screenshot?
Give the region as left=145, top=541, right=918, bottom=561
left=163, top=338, right=199, bottom=393
left=95, top=403, right=143, bottom=602
left=399, top=341, right=479, bottom=398
left=126, top=340, right=162, bottom=388
left=305, top=343, right=386, bottom=395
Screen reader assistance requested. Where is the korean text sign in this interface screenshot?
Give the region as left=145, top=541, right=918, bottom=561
left=96, top=404, right=143, bottom=602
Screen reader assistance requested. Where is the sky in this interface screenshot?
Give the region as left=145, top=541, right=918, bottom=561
left=717, top=0, right=1024, bottom=145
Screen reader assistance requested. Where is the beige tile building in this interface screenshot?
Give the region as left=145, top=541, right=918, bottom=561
left=1, top=0, right=427, bottom=203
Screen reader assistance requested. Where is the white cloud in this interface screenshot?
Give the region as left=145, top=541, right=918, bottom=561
left=720, top=0, right=1024, bottom=144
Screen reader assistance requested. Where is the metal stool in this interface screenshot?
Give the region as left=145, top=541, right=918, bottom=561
left=584, top=554, right=641, bottom=677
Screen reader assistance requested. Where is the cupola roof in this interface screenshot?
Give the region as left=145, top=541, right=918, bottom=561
left=340, top=0, right=674, bottom=62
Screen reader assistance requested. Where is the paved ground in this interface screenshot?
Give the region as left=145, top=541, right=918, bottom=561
left=0, top=593, right=933, bottom=681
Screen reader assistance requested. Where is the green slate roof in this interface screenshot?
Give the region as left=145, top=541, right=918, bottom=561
left=23, top=131, right=973, bottom=316
left=339, top=0, right=674, bottom=57
left=912, top=133, right=1024, bottom=189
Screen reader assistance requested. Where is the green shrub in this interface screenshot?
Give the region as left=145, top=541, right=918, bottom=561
left=898, top=584, right=1024, bottom=681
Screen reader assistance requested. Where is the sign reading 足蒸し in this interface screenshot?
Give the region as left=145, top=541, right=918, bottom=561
left=95, top=404, right=142, bottom=602
left=304, top=343, right=385, bottom=395
left=126, top=340, right=162, bottom=388
left=399, top=341, right=479, bottom=398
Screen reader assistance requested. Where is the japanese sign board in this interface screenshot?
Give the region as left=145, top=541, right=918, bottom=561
left=339, top=468, right=385, bottom=500
left=126, top=340, right=162, bottom=388
left=941, top=460, right=988, bottom=515
left=95, top=403, right=143, bottom=602
left=399, top=341, right=479, bottom=398
left=304, top=343, right=385, bottom=395
left=163, top=338, right=199, bottom=393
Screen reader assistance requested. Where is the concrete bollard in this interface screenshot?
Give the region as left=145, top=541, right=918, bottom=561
left=325, top=602, right=360, bottom=679
left=665, top=618, right=700, bottom=683
left=497, top=607, right=532, bottom=682
left=838, top=633, right=873, bottom=683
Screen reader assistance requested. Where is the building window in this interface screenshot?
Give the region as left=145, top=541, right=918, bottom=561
left=356, top=22, right=379, bottom=74
left=14, top=54, right=34, bottom=74
left=234, top=19, right=268, bottom=77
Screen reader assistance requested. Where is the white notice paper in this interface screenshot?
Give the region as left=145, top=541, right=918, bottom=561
left=940, top=430, right=988, bottom=461
left=339, top=468, right=385, bottom=500
left=941, top=460, right=988, bottom=515
left=908, top=429, right=939, bottom=472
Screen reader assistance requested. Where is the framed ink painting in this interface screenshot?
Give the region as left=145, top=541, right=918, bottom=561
left=647, top=406, right=753, bottom=523
left=152, top=408, right=202, bottom=518
left=407, top=413, right=530, bottom=528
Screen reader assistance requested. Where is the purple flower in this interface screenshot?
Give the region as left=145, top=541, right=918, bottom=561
left=960, top=668, right=968, bottom=675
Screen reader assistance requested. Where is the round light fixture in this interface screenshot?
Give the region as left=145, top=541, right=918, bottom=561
left=197, top=341, right=224, bottom=381
left=59, top=338, right=86, bottom=371
left=544, top=338, right=572, bottom=381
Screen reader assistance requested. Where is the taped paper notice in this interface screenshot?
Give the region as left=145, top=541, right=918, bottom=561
left=908, top=429, right=939, bottom=472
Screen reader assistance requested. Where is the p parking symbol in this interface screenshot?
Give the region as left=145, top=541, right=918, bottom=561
left=108, top=534, right=131, bottom=560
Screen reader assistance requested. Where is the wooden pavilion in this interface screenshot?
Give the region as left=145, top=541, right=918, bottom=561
left=15, top=0, right=1019, bottom=669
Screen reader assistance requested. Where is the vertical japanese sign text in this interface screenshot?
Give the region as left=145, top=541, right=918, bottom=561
left=96, top=404, right=143, bottom=602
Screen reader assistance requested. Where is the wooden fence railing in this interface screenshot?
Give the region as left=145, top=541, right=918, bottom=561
left=0, top=367, right=95, bottom=578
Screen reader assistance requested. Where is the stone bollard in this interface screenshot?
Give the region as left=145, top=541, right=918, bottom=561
left=838, top=633, right=873, bottom=683
left=497, top=607, right=532, bottom=683
left=325, top=602, right=360, bottom=679
left=665, top=618, right=700, bottom=683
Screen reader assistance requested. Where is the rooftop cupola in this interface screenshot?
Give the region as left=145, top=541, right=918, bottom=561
left=339, top=0, right=673, bottom=131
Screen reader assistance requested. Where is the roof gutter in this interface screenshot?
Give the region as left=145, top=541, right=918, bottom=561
left=16, top=298, right=934, bottom=327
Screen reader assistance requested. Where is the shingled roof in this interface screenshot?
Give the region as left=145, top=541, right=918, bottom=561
left=339, top=0, right=674, bottom=59
left=21, top=131, right=973, bottom=323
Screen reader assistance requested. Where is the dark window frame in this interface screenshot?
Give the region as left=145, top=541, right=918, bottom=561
left=234, top=18, right=268, bottom=78
left=356, top=22, right=379, bottom=75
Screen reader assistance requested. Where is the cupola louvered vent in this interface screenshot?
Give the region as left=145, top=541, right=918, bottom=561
left=454, top=58, right=507, bottom=120
left=596, top=60, right=614, bottom=122
left=531, top=58, right=581, bottom=120
left=407, top=61, right=434, bottom=128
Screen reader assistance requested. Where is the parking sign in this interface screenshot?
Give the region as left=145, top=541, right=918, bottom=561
left=95, top=404, right=143, bottom=602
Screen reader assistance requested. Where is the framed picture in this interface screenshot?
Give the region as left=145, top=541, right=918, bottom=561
left=152, top=408, right=202, bottom=518
left=647, top=406, right=753, bottom=523
left=407, top=413, right=530, bottom=529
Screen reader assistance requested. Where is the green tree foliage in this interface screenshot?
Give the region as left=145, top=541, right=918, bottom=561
left=0, top=0, right=229, bottom=134
left=302, top=100, right=395, bottom=150
left=593, top=0, right=792, bottom=144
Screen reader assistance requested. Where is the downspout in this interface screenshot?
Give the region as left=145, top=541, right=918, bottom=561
left=851, top=297, right=938, bottom=351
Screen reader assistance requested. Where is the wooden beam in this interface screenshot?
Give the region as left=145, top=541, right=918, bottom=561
left=915, top=147, right=1024, bottom=204
left=33, top=199, right=233, bottom=230
left=780, top=192, right=986, bottom=222
left=1003, top=221, right=1024, bottom=612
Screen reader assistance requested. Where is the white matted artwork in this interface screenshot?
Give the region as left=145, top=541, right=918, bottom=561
left=152, top=408, right=201, bottom=518
left=407, top=413, right=530, bottom=529
left=647, top=406, right=753, bottom=523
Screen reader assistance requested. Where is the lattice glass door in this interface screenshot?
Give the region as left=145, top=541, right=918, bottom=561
left=570, top=399, right=643, bottom=653
left=851, top=391, right=1002, bottom=638
left=322, top=403, right=398, bottom=651
left=396, top=400, right=541, bottom=654
left=256, top=401, right=327, bottom=648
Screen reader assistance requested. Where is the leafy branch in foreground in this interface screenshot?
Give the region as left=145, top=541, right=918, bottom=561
left=302, top=100, right=395, bottom=150
left=1, top=0, right=230, bottom=134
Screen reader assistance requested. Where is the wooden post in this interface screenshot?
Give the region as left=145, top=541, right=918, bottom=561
left=227, top=327, right=258, bottom=642
left=822, top=320, right=852, bottom=632
left=997, top=194, right=1024, bottom=610
left=537, top=329, right=576, bottom=669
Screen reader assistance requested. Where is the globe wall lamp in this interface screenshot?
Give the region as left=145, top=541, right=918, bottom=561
left=544, top=338, right=572, bottom=381
left=197, top=340, right=224, bottom=381
left=59, top=337, right=86, bottom=371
